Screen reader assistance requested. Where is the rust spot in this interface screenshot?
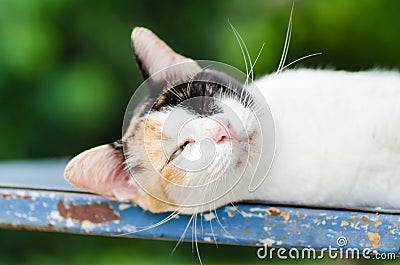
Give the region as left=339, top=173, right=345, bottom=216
left=280, top=211, right=290, bottom=222
left=392, top=222, right=398, bottom=227
left=361, top=215, right=369, bottom=222
left=57, top=200, right=119, bottom=223
left=227, top=210, right=236, bottom=218
left=295, top=211, right=300, bottom=218
left=266, top=208, right=289, bottom=222
left=350, top=215, right=357, bottom=221
left=341, top=220, right=349, bottom=226
left=0, top=222, right=62, bottom=233
left=266, top=207, right=281, bottom=216
left=367, top=232, right=380, bottom=248
left=2, top=193, right=31, bottom=200
left=313, top=218, right=319, bottom=224
left=374, top=221, right=382, bottom=227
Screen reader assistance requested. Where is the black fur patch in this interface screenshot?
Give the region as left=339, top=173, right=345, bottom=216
left=109, top=140, right=123, bottom=151
left=150, top=70, right=251, bottom=116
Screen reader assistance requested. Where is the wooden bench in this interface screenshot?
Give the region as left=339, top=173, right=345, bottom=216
left=0, top=159, right=399, bottom=257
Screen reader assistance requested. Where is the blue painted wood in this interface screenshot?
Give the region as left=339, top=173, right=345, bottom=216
left=1, top=187, right=400, bottom=253
left=0, top=159, right=400, bottom=254
left=0, top=159, right=81, bottom=191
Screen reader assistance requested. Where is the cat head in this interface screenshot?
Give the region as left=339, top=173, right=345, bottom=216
left=64, top=27, right=268, bottom=214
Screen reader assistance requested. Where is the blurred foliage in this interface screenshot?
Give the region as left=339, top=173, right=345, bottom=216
left=1, top=0, right=400, bottom=264
left=0, top=229, right=398, bottom=265
left=0, top=0, right=399, bottom=160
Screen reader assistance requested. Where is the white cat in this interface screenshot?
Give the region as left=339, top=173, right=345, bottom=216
left=64, top=27, right=400, bottom=215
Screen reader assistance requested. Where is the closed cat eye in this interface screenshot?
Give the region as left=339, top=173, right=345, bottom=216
left=169, top=140, right=192, bottom=162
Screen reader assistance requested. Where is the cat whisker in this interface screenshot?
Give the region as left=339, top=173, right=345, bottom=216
left=191, top=211, right=195, bottom=253
left=228, top=21, right=251, bottom=87
left=248, top=43, right=265, bottom=83
left=167, top=87, right=184, bottom=100
left=208, top=204, right=219, bottom=248
left=187, top=63, right=214, bottom=98
left=207, top=168, right=237, bottom=241
left=224, top=172, right=238, bottom=212
left=117, top=207, right=182, bottom=236
left=278, top=52, right=322, bottom=72
left=171, top=210, right=195, bottom=255
left=276, top=2, right=294, bottom=73
left=193, top=210, right=203, bottom=264
left=186, top=75, right=195, bottom=98
left=200, top=207, right=204, bottom=240
left=213, top=206, right=236, bottom=240
left=231, top=24, right=253, bottom=84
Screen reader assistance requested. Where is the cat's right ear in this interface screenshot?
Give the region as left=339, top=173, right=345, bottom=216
left=131, top=27, right=201, bottom=95
left=64, top=143, right=140, bottom=202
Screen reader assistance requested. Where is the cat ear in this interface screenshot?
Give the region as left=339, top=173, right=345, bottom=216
left=64, top=142, right=139, bottom=201
left=131, top=27, right=201, bottom=93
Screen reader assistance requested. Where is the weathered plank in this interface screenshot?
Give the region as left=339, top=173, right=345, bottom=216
left=0, top=159, right=399, bottom=255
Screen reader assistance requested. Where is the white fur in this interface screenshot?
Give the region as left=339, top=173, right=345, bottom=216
left=249, top=69, right=400, bottom=209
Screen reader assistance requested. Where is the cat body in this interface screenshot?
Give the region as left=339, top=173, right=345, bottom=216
left=252, top=69, right=400, bottom=208
left=64, top=27, right=400, bottom=214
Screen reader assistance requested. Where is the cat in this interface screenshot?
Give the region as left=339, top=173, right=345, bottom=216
left=64, top=27, right=400, bottom=215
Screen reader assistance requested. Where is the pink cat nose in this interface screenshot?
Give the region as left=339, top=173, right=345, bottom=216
left=213, top=123, right=231, bottom=143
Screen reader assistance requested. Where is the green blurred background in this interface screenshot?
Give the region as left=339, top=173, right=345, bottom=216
left=0, top=0, right=399, bottom=264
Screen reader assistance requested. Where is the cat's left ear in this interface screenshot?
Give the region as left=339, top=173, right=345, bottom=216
left=131, top=27, right=201, bottom=95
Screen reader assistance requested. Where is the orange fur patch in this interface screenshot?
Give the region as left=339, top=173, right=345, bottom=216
left=143, top=118, right=185, bottom=184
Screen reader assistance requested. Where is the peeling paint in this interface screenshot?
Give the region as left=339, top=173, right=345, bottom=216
left=2, top=193, right=11, bottom=199
left=259, top=238, right=275, bottom=246
left=49, top=210, right=63, bottom=221
left=203, top=212, right=216, bottom=221
left=203, top=236, right=213, bottom=242
left=341, top=220, right=349, bottom=226
left=266, top=207, right=290, bottom=223
left=66, top=218, right=74, bottom=228
left=266, top=207, right=281, bottom=216
left=118, top=203, right=133, bottom=211
left=121, top=224, right=137, bottom=233
left=81, top=220, right=96, bottom=232
left=280, top=211, right=290, bottom=223
left=361, top=215, right=369, bottom=222
left=367, top=232, right=381, bottom=248
left=1, top=186, right=400, bottom=253
left=57, top=200, right=119, bottom=223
